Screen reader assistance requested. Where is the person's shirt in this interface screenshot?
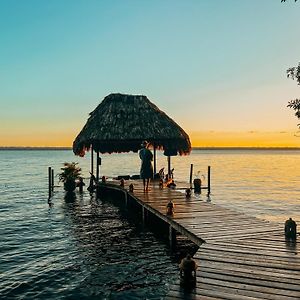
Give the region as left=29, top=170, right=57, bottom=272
left=139, top=148, right=153, bottom=162
left=180, top=257, right=197, bottom=272
left=285, top=219, right=296, bottom=230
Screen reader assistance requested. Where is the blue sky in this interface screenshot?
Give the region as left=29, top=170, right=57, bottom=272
left=1, top=0, right=300, bottom=146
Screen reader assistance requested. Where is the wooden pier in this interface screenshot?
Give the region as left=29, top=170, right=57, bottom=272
left=99, top=179, right=300, bottom=300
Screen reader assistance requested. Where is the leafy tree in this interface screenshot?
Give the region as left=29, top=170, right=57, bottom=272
left=286, top=63, right=300, bottom=128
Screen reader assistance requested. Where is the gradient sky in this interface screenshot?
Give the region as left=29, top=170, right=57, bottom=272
left=1, top=0, right=300, bottom=147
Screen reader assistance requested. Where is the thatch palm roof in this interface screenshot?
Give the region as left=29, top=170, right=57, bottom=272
left=73, top=93, right=191, bottom=156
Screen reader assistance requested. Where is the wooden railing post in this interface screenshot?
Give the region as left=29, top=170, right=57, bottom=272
left=207, top=166, right=211, bottom=196
left=48, top=167, right=52, bottom=199
left=51, top=168, right=54, bottom=192
left=189, top=164, right=193, bottom=187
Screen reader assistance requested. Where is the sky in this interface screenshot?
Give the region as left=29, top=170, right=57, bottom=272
left=1, top=0, right=300, bottom=147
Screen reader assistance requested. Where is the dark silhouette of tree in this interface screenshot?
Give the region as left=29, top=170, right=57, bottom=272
left=281, top=0, right=297, bottom=2
left=287, top=63, right=300, bottom=128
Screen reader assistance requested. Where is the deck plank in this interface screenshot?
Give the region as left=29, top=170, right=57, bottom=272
left=102, top=180, right=300, bottom=300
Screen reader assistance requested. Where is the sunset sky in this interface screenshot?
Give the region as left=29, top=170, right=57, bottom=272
left=1, top=0, right=300, bottom=147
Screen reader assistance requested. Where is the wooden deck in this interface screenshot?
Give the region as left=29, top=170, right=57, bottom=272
left=103, top=179, right=300, bottom=300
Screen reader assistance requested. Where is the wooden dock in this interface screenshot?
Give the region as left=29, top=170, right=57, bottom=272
left=100, top=179, right=300, bottom=300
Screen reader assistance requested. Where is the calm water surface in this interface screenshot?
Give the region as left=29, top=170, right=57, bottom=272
left=0, top=149, right=300, bottom=299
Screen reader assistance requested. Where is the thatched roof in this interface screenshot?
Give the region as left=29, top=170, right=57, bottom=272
left=73, top=93, right=191, bottom=156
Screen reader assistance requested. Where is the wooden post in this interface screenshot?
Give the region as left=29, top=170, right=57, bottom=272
left=91, top=145, right=94, bottom=176
left=51, top=169, right=54, bottom=192
left=96, top=151, right=100, bottom=183
left=96, top=184, right=100, bottom=199
left=48, top=167, right=52, bottom=199
left=142, top=206, right=145, bottom=225
left=169, top=225, right=176, bottom=248
left=167, top=156, right=171, bottom=178
left=207, top=166, right=211, bottom=196
left=189, top=164, right=193, bottom=187
left=124, top=191, right=128, bottom=207
left=153, top=144, right=156, bottom=176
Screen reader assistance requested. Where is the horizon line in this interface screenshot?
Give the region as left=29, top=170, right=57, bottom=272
left=0, top=146, right=300, bottom=151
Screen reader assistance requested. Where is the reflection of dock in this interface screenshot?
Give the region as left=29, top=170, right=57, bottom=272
left=100, top=180, right=300, bottom=300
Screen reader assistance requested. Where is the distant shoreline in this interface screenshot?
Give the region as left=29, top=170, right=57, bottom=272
left=192, top=147, right=300, bottom=150
left=0, top=146, right=300, bottom=151
left=0, top=147, right=72, bottom=150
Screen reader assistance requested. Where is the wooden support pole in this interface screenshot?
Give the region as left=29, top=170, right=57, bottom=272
left=167, top=156, right=171, bottom=177
left=51, top=169, right=54, bottom=192
left=96, top=151, right=100, bottom=183
left=189, top=164, right=193, bottom=187
left=153, top=144, right=156, bottom=176
left=91, top=145, right=94, bottom=176
left=142, top=206, right=145, bottom=225
left=169, top=225, right=176, bottom=248
left=48, top=167, right=52, bottom=199
left=207, top=165, right=211, bottom=196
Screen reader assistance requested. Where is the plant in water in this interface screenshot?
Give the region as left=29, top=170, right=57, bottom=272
left=58, top=162, right=82, bottom=192
left=194, top=170, right=205, bottom=181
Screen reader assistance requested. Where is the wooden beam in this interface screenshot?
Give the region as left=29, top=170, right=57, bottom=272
left=96, top=151, right=99, bottom=182
left=153, top=144, right=156, bottom=176
left=91, top=144, right=94, bottom=176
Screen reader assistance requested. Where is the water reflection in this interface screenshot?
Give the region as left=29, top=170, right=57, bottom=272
left=64, top=191, right=76, bottom=202
left=285, top=237, right=298, bottom=254
left=60, top=191, right=179, bottom=298
left=2, top=149, right=299, bottom=299
left=206, top=195, right=211, bottom=203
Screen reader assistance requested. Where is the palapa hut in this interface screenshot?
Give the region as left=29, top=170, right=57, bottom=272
left=73, top=93, right=191, bottom=179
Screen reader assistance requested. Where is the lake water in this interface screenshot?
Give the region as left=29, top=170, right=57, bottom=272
left=1, top=149, right=299, bottom=299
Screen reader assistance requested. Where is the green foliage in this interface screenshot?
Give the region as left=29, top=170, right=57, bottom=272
left=286, top=63, right=300, bottom=128
left=287, top=62, right=300, bottom=85
left=287, top=99, right=300, bottom=124
left=58, top=162, right=82, bottom=183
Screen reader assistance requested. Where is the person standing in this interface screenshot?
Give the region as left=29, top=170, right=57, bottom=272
left=179, top=253, right=197, bottom=285
left=285, top=217, right=297, bottom=240
left=139, top=141, right=153, bottom=192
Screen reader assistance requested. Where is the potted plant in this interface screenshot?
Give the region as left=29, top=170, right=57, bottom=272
left=58, top=162, right=82, bottom=192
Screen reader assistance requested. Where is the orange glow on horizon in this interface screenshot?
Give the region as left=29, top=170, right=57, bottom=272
left=0, top=131, right=77, bottom=147
left=1, top=130, right=299, bottom=148
left=189, top=130, right=300, bottom=148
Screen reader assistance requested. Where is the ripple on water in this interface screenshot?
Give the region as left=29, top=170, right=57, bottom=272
left=1, top=149, right=299, bottom=299
left=0, top=190, right=179, bottom=299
